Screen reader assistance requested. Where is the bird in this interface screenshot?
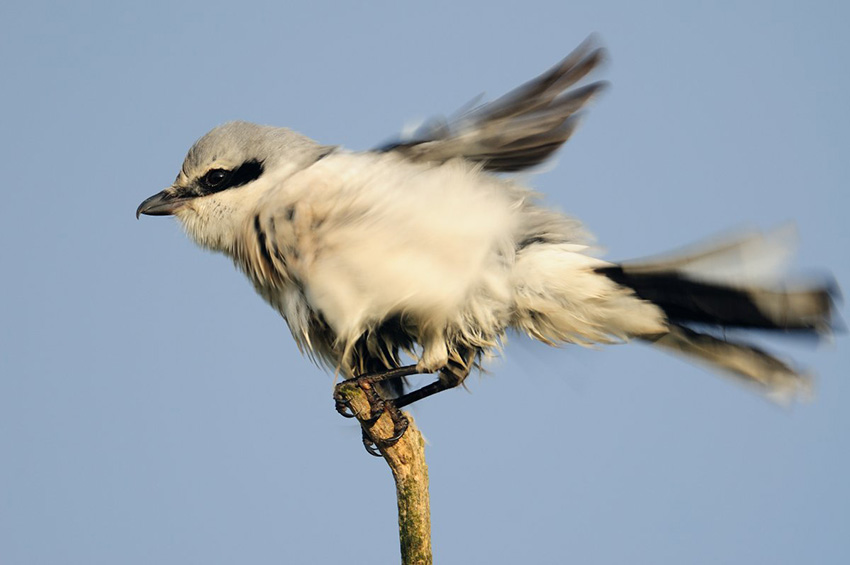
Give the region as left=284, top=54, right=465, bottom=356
left=137, top=37, right=836, bottom=454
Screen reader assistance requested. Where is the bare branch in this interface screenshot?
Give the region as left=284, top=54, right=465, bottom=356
left=337, top=384, right=432, bottom=565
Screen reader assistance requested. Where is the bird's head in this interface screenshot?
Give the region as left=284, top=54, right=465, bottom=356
left=137, top=121, right=332, bottom=252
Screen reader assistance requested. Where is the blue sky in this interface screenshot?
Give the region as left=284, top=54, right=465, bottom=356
left=1, top=1, right=848, bottom=563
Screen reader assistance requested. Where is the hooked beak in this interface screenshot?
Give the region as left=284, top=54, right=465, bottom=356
left=136, top=189, right=190, bottom=219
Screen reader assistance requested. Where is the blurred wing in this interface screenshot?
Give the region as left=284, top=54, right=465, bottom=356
left=376, top=36, right=608, bottom=172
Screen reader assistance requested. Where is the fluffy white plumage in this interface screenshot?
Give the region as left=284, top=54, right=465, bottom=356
left=170, top=137, right=666, bottom=377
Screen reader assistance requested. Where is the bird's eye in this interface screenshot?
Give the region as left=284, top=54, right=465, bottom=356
left=201, top=169, right=230, bottom=190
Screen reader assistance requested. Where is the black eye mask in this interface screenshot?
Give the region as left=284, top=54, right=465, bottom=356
left=197, top=159, right=265, bottom=195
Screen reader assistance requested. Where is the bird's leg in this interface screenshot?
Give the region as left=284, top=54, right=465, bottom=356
left=362, top=373, right=463, bottom=455
left=334, top=365, right=465, bottom=456
left=392, top=372, right=462, bottom=409
left=364, top=372, right=466, bottom=456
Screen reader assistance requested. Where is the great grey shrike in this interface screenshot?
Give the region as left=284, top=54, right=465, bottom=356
left=137, top=38, right=836, bottom=452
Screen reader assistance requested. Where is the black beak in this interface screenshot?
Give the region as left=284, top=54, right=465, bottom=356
left=136, top=189, right=190, bottom=219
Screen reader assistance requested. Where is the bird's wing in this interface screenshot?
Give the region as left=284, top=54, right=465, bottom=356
left=376, top=36, right=608, bottom=172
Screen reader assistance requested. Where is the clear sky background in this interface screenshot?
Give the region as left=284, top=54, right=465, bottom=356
left=1, top=1, right=848, bottom=563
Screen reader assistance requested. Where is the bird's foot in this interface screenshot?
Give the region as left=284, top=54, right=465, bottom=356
left=332, top=365, right=420, bottom=456
left=360, top=402, right=410, bottom=457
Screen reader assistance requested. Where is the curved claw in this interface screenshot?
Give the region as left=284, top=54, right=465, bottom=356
left=333, top=389, right=359, bottom=418
left=334, top=399, right=358, bottom=418
left=381, top=404, right=410, bottom=447
left=362, top=429, right=383, bottom=457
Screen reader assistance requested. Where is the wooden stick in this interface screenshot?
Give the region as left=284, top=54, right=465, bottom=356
left=337, top=383, right=433, bottom=565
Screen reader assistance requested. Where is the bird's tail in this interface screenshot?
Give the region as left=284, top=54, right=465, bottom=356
left=595, top=228, right=839, bottom=401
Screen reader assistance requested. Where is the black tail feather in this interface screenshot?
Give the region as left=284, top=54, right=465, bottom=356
left=596, top=265, right=836, bottom=333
